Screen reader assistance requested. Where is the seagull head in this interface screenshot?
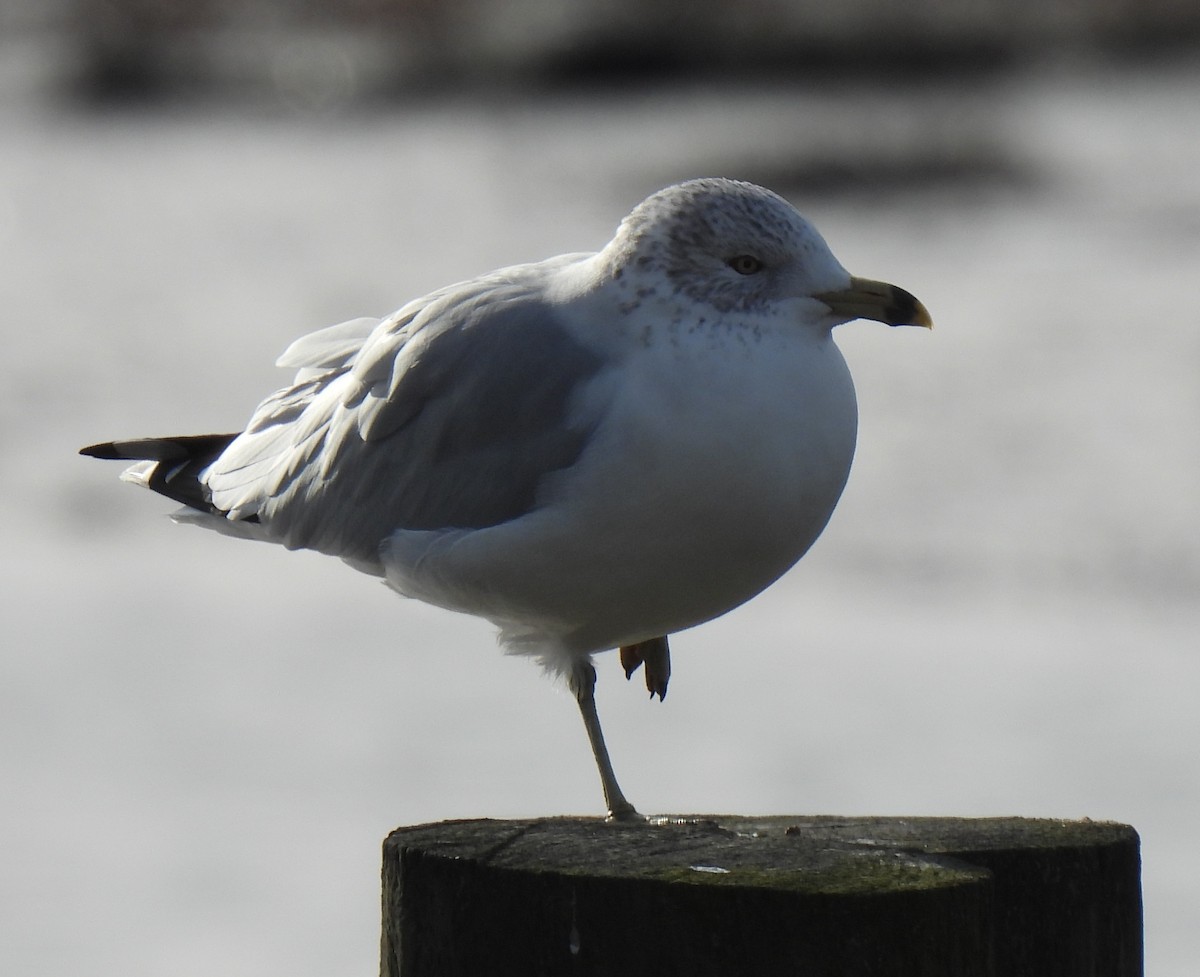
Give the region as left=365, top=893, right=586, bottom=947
left=604, top=178, right=932, bottom=330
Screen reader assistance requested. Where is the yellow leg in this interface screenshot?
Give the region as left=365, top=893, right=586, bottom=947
left=570, top=660, right=640, bottom=820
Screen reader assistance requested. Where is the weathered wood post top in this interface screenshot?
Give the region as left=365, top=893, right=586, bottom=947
left=380, top=814, right=1141, bottom=977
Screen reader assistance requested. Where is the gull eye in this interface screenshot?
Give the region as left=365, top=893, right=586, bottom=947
left=727, top=254, right=765, bottom=275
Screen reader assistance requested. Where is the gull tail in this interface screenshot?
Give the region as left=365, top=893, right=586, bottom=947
left=80, top=433, right=241, bottom=515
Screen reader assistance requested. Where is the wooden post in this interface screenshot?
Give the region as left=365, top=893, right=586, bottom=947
left=379, top=815, right=1141, bottom=977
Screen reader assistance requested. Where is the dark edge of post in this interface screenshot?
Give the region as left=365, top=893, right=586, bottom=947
left=380, top=815, right=1141, bottom=977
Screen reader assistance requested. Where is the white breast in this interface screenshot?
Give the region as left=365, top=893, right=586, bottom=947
left=381, top=317, right=858, bottom=657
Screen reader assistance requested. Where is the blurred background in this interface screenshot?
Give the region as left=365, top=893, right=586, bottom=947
left=3, top=1, right=1198, bottom=975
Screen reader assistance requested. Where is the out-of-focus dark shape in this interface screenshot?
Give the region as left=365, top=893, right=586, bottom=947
left=69, top=0, right=218, bottom=102
left=32, top=0, right=1200, bottom=103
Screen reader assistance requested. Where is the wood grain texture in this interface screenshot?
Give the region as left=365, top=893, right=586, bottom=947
left=380, top=815, right=1141, bottom=977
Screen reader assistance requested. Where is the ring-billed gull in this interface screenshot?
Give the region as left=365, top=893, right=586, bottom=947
left=81, top=178, right=931, bottom=819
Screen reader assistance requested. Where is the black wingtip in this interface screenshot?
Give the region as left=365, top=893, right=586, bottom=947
left=79, top=441, right=121, bottom=459
left=78, top=433, right=241, bottom=463
left=78, top=433, right=244, bottom=514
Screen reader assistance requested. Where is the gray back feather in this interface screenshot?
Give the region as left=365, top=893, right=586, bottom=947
left=205, top=267, right=605, bottom=566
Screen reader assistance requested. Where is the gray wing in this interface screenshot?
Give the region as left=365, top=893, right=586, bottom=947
left=205, top=265, right=605, bottom=567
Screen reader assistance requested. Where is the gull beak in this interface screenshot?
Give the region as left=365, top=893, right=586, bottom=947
left=815, top=276, right=933, bottom=329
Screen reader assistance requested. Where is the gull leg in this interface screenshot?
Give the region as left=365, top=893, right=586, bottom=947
left=619, top=635, right=671, bottom=700
left=569, top=660, right=640, bottom=820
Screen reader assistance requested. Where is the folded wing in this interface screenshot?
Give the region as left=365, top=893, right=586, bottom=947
left=203, top=265, right=606, bottom=568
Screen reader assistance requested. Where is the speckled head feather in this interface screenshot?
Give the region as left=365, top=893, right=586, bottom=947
left=601, top=178, right=849, bottom=315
